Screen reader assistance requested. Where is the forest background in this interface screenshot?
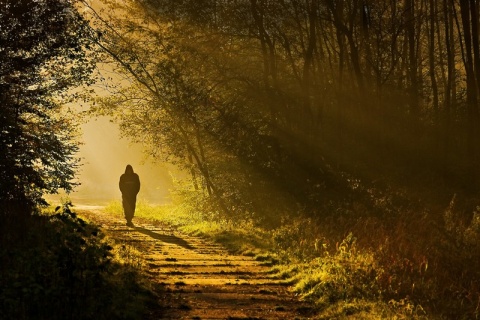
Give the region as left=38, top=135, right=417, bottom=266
left=85, top=0, right=480, bottom=317
left=89, top=0, right=480, bottom=218
left=2, top=0, right=480, bottom=318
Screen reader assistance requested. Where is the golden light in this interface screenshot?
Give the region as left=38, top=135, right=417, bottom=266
left=47, top=116, right=174, bottom=206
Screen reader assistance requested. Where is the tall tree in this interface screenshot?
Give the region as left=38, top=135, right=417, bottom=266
left=0, top=0, right=96, bottom=211
left=405, top=0, right=420, bottom=116
left=459, top=0, right=480, bottom=182
left=88, top=0, right=480, bottom=217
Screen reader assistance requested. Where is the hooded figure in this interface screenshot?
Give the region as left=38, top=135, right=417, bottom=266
left=119, top=165, right=140, bottom=226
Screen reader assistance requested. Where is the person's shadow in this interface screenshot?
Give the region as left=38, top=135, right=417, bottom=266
left=133, top=226, right=194, bottom=250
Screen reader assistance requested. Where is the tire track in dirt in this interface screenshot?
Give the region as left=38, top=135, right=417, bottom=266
left=77, top=206, right=316, bottom=320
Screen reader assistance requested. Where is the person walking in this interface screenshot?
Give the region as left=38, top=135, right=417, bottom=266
left=119, top=164, right=140, bottom=227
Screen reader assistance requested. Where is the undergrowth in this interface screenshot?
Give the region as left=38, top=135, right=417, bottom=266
left=0, top=201, right=159, bottom=320
left=269, top=193, right=480, bottom=319
left=106, top=189, right=480, bottom=319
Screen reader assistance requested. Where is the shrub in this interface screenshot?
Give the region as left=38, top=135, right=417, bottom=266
left=0, top=202, right=158, bottom=320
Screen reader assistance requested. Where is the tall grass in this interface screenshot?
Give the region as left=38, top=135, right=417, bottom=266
left=269, top=195, right=480, bottom=319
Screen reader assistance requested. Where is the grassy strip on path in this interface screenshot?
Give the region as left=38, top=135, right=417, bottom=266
left=105, top=200, right=275, bottom=259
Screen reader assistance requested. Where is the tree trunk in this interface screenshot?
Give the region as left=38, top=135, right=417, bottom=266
left=405, top=0, right=419, bottom=117
left=428, top=0, right=439, bottom=122
left=459, top=0, right=480, bottom=186
left=302, top=0, right=317, bottom=132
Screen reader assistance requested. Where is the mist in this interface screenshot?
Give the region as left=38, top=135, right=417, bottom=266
left=47, top=116, right=175, bottom=206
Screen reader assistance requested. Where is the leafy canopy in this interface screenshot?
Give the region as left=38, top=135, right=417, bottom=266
left=0, top=0, right=97, bottom=209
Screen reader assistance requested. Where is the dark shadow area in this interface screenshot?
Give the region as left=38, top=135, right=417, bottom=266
left=0, top=205, right=163, bottom=320
left=134, top=226, right=194, bottom=250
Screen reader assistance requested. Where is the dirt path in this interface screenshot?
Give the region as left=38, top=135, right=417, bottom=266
left=77, top=206, right=316, bottom=320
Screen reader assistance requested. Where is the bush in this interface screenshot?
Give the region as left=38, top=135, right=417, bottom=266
left=0, top=202, right=158, bottom=320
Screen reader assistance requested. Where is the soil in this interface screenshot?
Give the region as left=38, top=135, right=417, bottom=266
left=77, top=206, right=316, bottom=320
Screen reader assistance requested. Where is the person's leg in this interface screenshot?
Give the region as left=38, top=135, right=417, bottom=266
left=131, top=195, right=137, bottom=217
left=122, top=196, right=134, bottom=226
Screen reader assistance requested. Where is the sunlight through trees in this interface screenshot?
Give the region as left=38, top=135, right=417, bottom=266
left=86, top=0, right=480, bottom=218
left=0, top=0, right=97, bottom=210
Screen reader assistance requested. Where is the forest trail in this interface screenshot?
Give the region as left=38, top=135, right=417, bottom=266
left=77, top=206, right=316, bottom=320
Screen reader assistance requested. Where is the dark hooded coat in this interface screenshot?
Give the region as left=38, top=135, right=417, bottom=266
left=119, top=165, right=140, bottom=221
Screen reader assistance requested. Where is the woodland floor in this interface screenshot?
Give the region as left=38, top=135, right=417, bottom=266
left=77, top=206, right=317, bottom=320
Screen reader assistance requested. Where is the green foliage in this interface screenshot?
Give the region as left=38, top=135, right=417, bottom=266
left=0, top=0, right=97, bottom=208
left=89, top=0, right=339, bottom=222
left=0, top=202, right=157, bottom=320
left=89, top=0, right=480, bottom=226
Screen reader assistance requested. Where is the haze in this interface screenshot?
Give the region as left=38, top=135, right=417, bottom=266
left=47, top=116, right=174, bottom=206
